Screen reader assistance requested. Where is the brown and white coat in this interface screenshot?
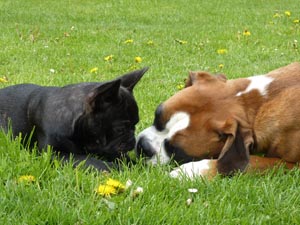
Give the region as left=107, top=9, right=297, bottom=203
left=136, top=62, right=300, bottom=179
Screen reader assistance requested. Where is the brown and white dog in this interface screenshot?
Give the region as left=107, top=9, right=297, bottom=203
left=135, top=62, right=300, bottom=179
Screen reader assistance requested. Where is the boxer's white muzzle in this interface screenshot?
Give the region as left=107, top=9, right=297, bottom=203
left=135, top=112, right=190, bottom=165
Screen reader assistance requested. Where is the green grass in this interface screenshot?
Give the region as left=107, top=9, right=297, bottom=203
left=0, top=0, right=300, bottom=224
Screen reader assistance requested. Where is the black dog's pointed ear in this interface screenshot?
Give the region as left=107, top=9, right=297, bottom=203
left=86, top=79, right=121, bottom=113
left=216, top=118, right=252, bottom=176
left=118, top=67, right=149, bottom=92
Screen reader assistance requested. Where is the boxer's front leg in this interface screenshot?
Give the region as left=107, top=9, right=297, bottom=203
left=170, top=156, right=298, bottom=180
left=170, top=159, right=218, bottom=180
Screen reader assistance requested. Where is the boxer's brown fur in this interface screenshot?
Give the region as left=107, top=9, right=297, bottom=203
left=165, top=63, right=300, bottom=176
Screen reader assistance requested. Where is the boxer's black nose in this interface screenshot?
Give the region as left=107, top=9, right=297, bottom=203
left=136, top=136, right=155, bottom=158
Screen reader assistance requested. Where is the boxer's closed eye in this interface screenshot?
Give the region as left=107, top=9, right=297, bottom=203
left=218, top=132, right=228, bottom=142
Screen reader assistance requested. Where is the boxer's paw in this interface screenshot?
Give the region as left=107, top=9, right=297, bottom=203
left=170, top=159, right=216, bottom=180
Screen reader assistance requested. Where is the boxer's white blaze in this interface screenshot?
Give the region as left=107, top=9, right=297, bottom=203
left=166, top=112, right=190, bottom=138
left=236, top=75, right=274, bottom=96
left=136, top=112, right=190, bottom=165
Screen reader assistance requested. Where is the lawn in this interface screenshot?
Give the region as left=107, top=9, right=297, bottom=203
left=0, top=0, right=300, bottom=224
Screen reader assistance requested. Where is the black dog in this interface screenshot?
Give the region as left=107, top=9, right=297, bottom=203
left=0, top=67, right=148, bottom=171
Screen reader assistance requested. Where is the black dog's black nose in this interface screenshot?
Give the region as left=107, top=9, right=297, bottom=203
left=136, top=136, right=155, bottom=158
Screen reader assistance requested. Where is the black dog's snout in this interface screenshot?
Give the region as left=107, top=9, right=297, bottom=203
left=136, top=136, right=155, bottom=158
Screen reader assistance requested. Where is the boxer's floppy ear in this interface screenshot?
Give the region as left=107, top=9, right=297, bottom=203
left=86, top=79, right=121, bottom=112
left=185, top=71, right=227, bottom=87
left=118, top=67, right=149, bottom=92
left=216, top=118, right=251, bottom=176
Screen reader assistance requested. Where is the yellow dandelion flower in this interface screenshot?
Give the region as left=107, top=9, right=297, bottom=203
left=273, top=13, right=281, bottom=18
left=177, top=84, right=184, bottom=90
left=106, top=178, right=125, bottom=191
left=0, top=77, right=8, bottom=83
left=147, top=40, right=154, bottom=45
left=124, top=39, right=133, bottom=44
left=293, top=19, right=299, bottom=24
left=219, top=64, right=224, bottom=69
left=18, top=175, right=36, bottom=183
left=243, top=30, right=251, bottom=36
left=175, top=39, right=187, bottom=45
left=217, top=49, right=228, bottom=54
left=104, top=55, right=113, bottom=61
left=90, top=67, right=98, bottom=73
left=96, top=185, right=117, bottom=197
left=135, top=56, right=142, bottom=63
left=284, top=11, right=291, bottom=17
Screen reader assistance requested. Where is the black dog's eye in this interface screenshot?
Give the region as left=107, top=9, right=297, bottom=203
left=112, top=121, right=130, bottom=134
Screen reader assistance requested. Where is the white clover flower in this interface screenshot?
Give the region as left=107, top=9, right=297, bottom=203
left=186, top=198, right=193, bottom=206
left=188, top=188, right=198, bottom=193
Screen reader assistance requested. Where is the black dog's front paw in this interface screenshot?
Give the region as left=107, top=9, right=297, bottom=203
left=58, top=152, right=118, bottom=172
left=82, top=157, right=117, bottom=171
